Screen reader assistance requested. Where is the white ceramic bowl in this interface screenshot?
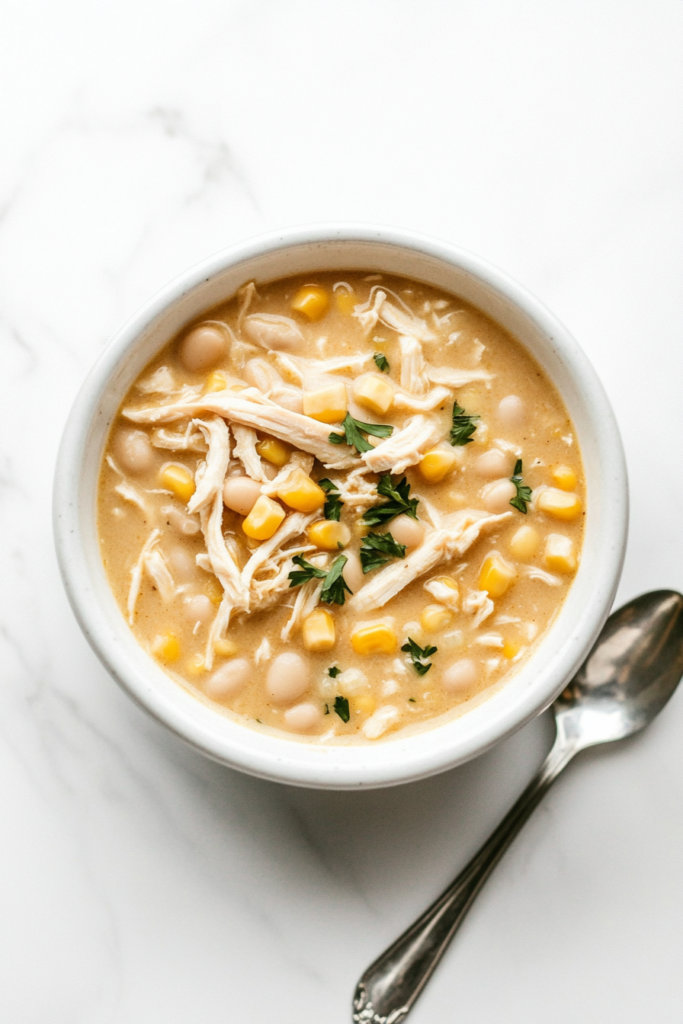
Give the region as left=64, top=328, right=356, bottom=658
left=54, top=225, right=628, bottom=789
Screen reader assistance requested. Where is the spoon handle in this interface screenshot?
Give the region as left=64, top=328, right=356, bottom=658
left=352, top=728, right=579, bottom=1024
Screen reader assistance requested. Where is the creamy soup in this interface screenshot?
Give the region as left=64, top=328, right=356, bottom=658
left=98, top=272, right=584, bottom=743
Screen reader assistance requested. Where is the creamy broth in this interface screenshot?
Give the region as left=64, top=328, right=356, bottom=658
left=98, top=272, right=584, bottom=743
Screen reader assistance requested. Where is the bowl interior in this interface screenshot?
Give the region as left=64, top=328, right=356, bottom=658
left=55, top=228, right=627, bottom=788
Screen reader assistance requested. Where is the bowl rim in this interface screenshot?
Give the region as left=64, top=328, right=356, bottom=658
left=53, top=223, right=628, bottom=789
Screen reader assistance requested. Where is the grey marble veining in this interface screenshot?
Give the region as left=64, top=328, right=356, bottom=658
left=2, top=2, right=683, bottom=1020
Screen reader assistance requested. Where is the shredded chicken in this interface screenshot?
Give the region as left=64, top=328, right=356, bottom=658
left=392, top=386, right=452, bottom=413
left=361, top=415, right=443, bottom=474
left=123, top=391, right=357, bottom=469
left=423, top=577, right=459, bottom=607
left=281, top=578, right=324, bottom=641
left=350, top=510, right=511, bottom=612
left=270, top=351, right=371, bottom=386
left=523, top=566, right=562, bottom=586
left=354, top=287, right=435, bottom=342
left=398, top=335, right=427, bottom=395
left=114, top=481, right=148, bottom=513
left=137, top=366, right=177, bottom=394
left=236, top=281, right=258, bottom=330
left=327, top=465, right=382, bottom=509
left=199, top=493, right=244, bottom=606
left=232, top=424, right=269, bottom=483
left=426, top=365, right=492, bottom=387
left=240, top=512, right=315, bottom=593
left=188, top=417, right=231, bottom=515
left=152, top=425, right=207, bottom=452
left=127, top=529, right=177, bottom=624
left=462, top=589, right=495, bottom=628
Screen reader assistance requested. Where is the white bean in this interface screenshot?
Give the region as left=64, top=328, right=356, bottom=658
left=497, top=395, right=526, bottom=428
left=284, top=703, right=321, bottom=732
left=342, top=549, right=364, bottom=593
left=474, top=448, right=513, bottom=479
left=162, top=505, right=200, bottom=536
left=389, top=514, right=425, bottom=549
left=442, top=658, right=478, bottom=693
left=266, top=652, right=310, bottom=704
left=183, top=594, right=214, bottom=625
left=481, top=478, right=517, bottom=513
left=205, top=658, right=251, bottom=700
left=178, top=323, right=227, bottom=372
left=223, top=475, right=262, bottom=516
left=167, top=545, right=197, bottom=580
left=115, top=429, right=154, bottom=475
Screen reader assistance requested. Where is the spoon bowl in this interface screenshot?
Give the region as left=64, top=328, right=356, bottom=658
left=556, top=589, right=683, bottom=750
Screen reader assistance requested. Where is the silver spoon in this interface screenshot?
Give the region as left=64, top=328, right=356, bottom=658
left=352, top=590, right=683, bottom=1024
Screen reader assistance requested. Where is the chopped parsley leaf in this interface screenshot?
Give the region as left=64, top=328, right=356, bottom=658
left=510, top=459, right=533, bottom=514
left=401, top=637, right=438, bottom=676
left=408, top=698, right=416, bottom=703
left=362, top=474, right=419, bottom=526
left=318, top=478, right=343, bottom=521
left=329, top=413, right=393, bottom=455
left=449, top=401, right=480, bottom=446
left=287, top=555, right=327, bottom=588
left=373, top=353, right=390, bottom=373
left=360, top=531, right=407, bottom=573
left=328, top=665, right=341, bottom=678
left=320, top=555, right=353, bottom=605
left=333, top=695, right=350, bottom=723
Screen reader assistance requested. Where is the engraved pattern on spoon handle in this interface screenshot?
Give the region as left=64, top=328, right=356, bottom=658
left=352, top=728, right=579, bottom=1024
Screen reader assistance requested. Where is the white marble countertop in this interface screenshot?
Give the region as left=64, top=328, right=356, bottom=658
left=2, top=3, right=683, bottom=1021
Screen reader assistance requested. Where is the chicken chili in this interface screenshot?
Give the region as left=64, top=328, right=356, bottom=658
left=99, top=272, right=584, bottom=743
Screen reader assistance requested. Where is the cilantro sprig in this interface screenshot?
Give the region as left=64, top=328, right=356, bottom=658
left=328, top=665, right=341, bottom=678
left=401, top=637, right=438, bottom=676
left=287, top=554, right=352, bottom=605
left=287, top=555, right=327, bottom=588
left=373, top=353, right=390, bottom=373
left=333, top=695, right=350, bottom=723
left=360, top=531, right=407, bottom=573
left=318, top=478, right=343, bottom=521
left=329, top=414, right=393, bottom=455
left=449, top=401, right=480, bottom=446
left=320, top=555, right=353, bottom=605
left=362, top=474, right=419, bottom=527
left=510, top=459, right=533, bottom=514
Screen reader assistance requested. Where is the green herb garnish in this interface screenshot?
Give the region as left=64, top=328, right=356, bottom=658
left=362, top=474, right=419, bottom=526
left=449, top=401, right=480, bottom=446
left=329, top=413, right=393, bottom=455
left=287, top=555, right=327, bottom=588
left=360, top=531, right=407, bottom=573
left=373, top=353, right=390, bottom=373
left=510, top=459, right=533, bottom=514
left=328, top=665, right=341, bottom=678
left=333, top=695, right=350, bottom=723
left=318, top=478, right=343, bottom=521
left=320, top=554, right=353, bottom=605
left=401, top=637, right=438, bottom=676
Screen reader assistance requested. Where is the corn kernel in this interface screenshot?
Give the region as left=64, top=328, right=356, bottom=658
left=351, top=622, right=397, bottom=656
left=419, top=447, right=459, bottom=483
left=353, top=374, right=394, bottom=416
left=291, top=284, right=329, bottom=321
left=277, top=468, right=325, bottom=513
left=186, top=653, right=206, bottom=675
left=206, top=578, right=223, bottom=605
left=214, top=638, right=238, bottom=657
left=302, top=608, right=336, bottom=652
left=255, top=437, right=290, bottom=467
left=420, top=603, right=454, bottom=632
left=159, top=463, right=195, bottom=503
left=537, top=487, right=582, bottom=521
left=308, top=519, right=351, bottom=550
left=502, top=640, right=521, bottom=660
left=335, top=288, right=357, bottom=315
left=204, top=370, right=227, bottom=392
left=352, top=693, right=377, bottom=716
left=479, top=552, right=517, bottom=598
left=509, top=524, right=539, bottom=561
left=544, top=533, right=577, bottom=574
left=151, top=632, right=180, bottom=663
left=242, top=494, right=286, bottom=540
left=552, top=465, right=577, bottom=491
left=303, top=382, right=348, bottom=424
